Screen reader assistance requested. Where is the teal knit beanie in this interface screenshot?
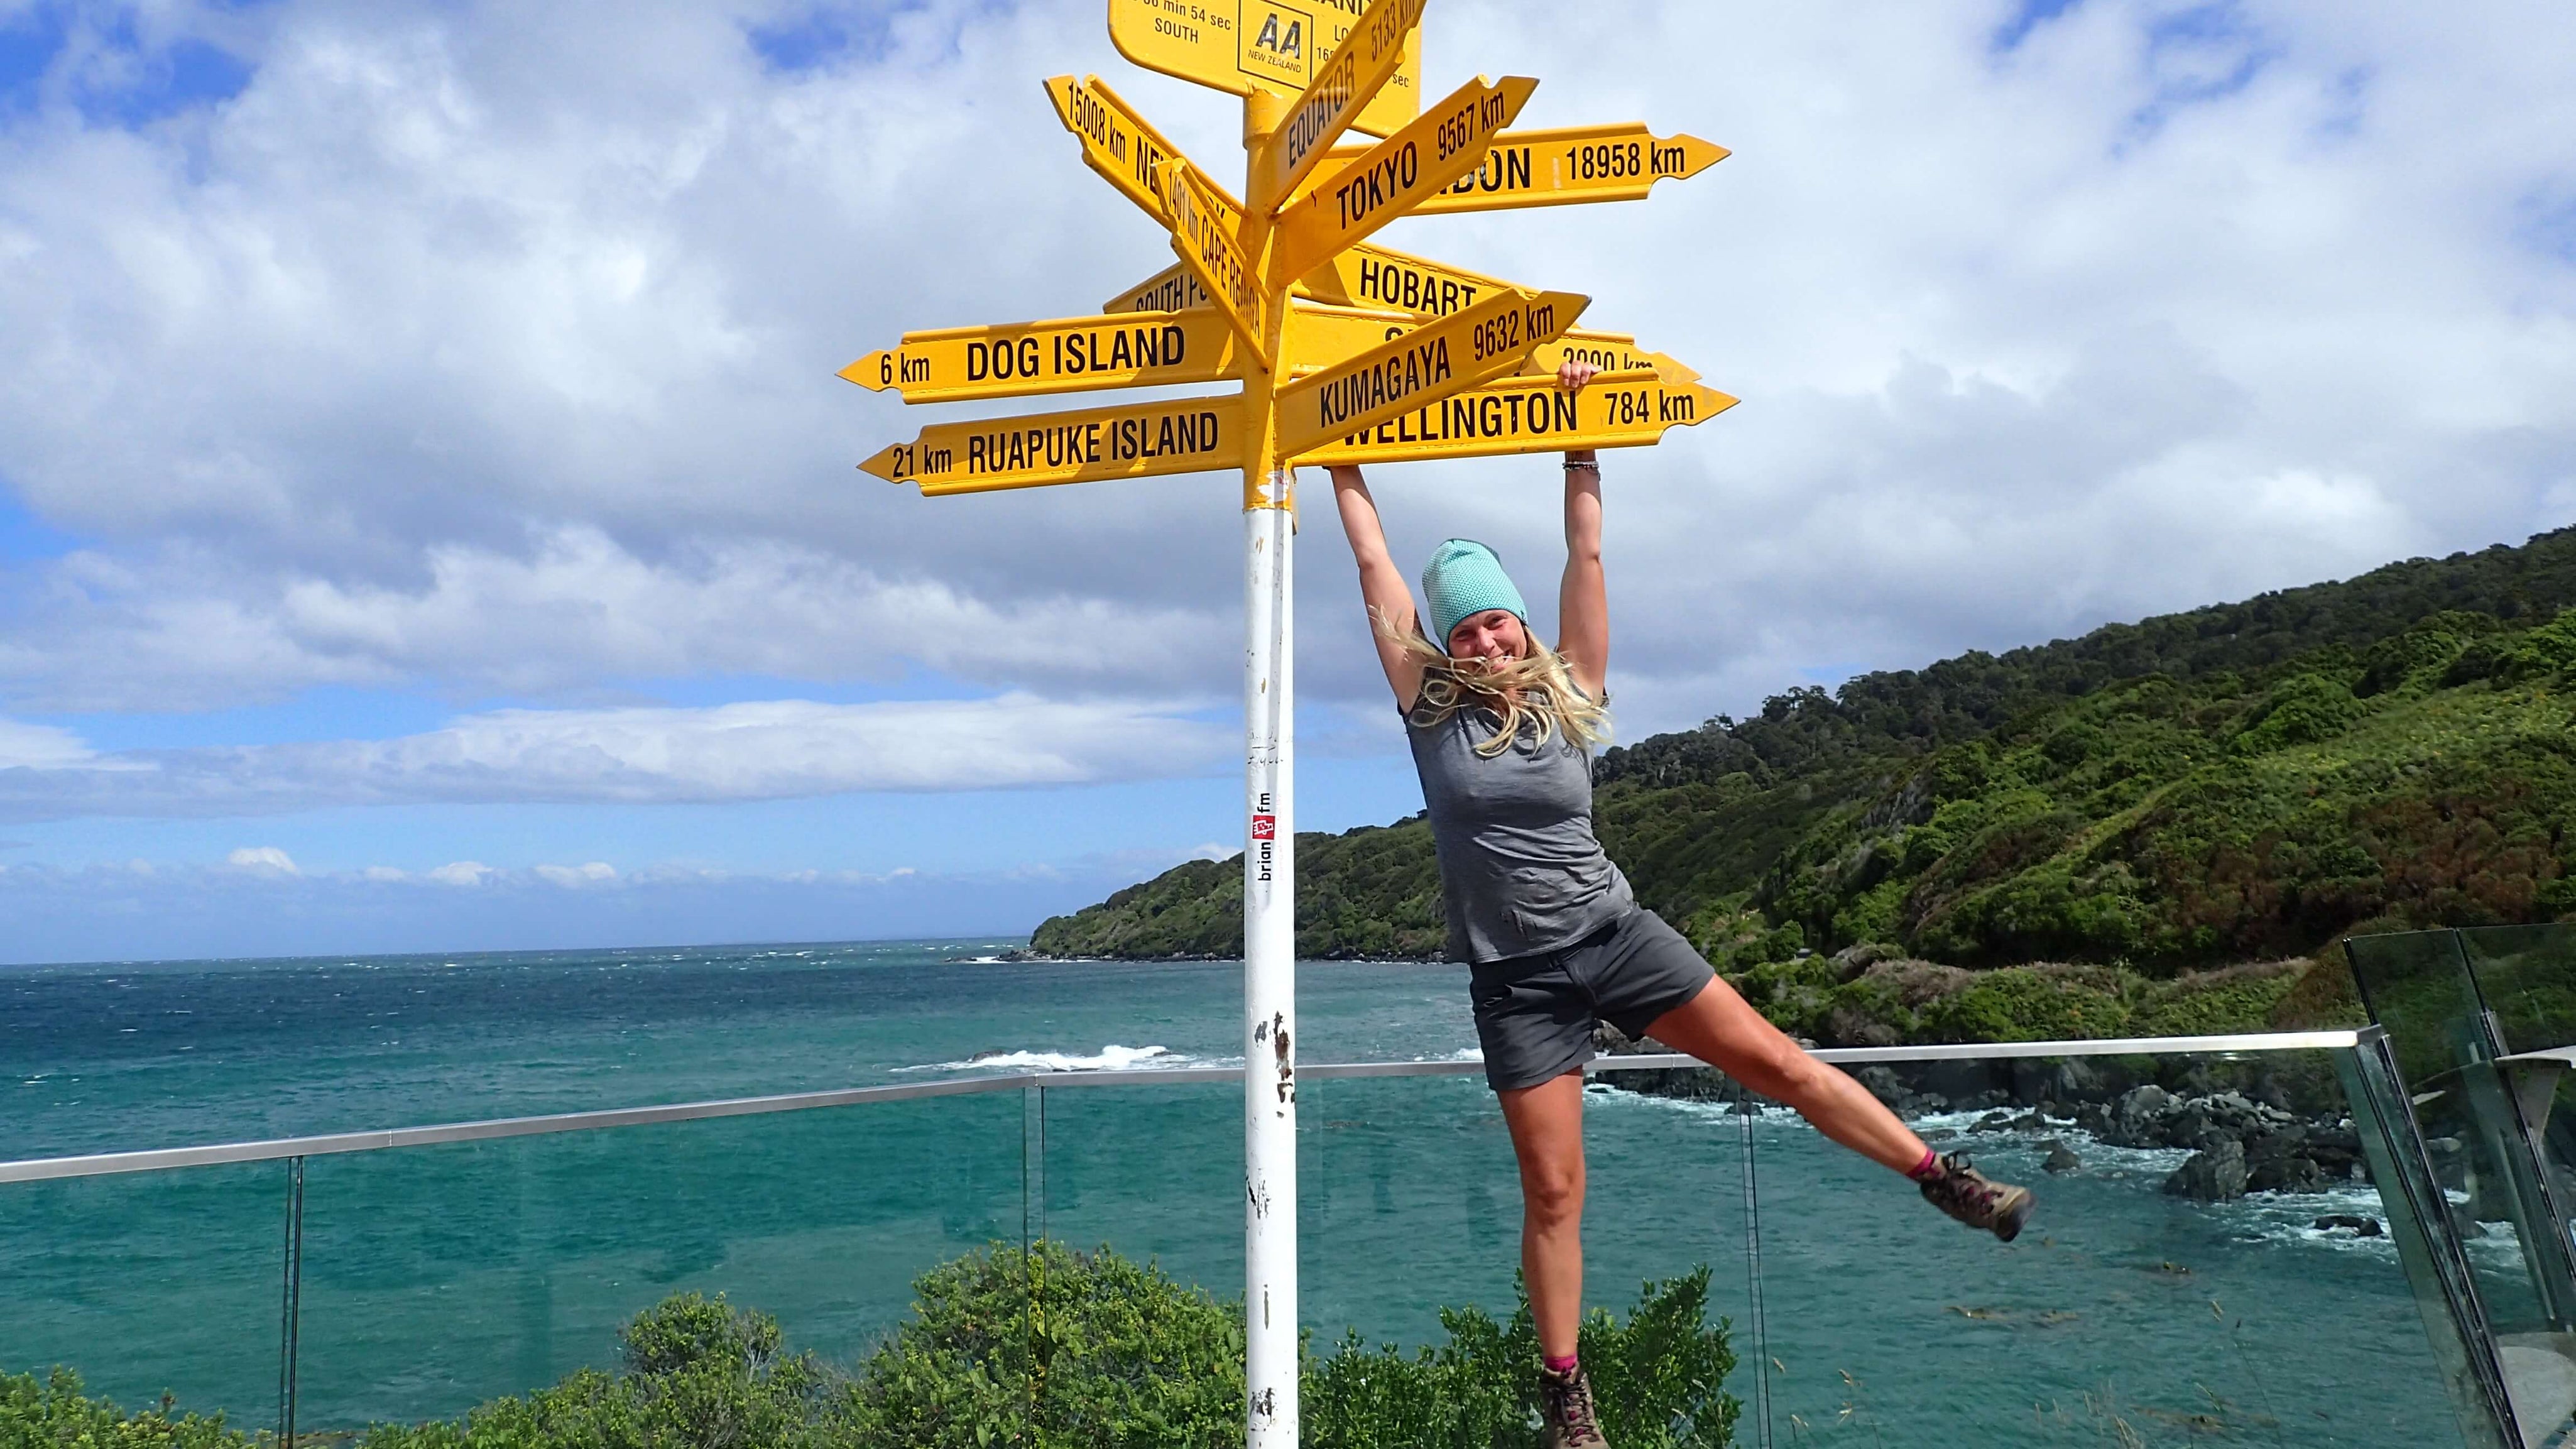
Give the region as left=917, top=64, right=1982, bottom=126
left=1421, top=539, right=1528, bottom=647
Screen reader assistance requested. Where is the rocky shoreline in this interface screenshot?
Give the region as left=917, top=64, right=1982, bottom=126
left=1599, top=1037, right=2372, bottom=1206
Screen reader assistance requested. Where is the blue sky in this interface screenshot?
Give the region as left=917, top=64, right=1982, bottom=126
left=0, top=0, right=2570, bottom=963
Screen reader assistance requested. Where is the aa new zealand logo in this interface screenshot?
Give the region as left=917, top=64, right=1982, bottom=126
left=1238, top=4, right=1313, bottom=84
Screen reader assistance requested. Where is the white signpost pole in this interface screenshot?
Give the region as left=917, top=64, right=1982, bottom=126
left=1240, top=89, right=1299, bottom=1449
left=1241, top=478, right=1296, bottom=1448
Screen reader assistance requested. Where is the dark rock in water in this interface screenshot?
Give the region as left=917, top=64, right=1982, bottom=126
left=2040, top=1139, right=2082, bottom=1174
left=1922, top=1127, right=1959, bottom=1142
left=2007, top=1111, right=2046, bottom=1132
left=2164, top=1140, right=2249, bottom=1201
left=2245, top=1128, right=2327, bottom=1193
left=1915, top=1092, right=1953, bottom=1114
left=1970, top=1110, right=2014, bottom=1134
left=2315, top=1215, right=2384, bottom=1237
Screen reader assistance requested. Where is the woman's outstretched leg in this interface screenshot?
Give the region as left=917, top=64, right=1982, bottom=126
left=1496, top=1070, right=1588, bottom=1360
left=1644, top=975, right=2033, bottom=1239
left=1643, top=975, right=1925, bottom=1170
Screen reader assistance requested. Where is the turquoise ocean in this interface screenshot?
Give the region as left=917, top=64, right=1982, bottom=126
left=1, top=939, right=2474, bottom=1445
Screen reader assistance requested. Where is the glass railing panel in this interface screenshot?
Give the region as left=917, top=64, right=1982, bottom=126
left=1301, top=1069, right=1755, bottom=1354
left=1034, top=1081, right=1245, bottom=1298
left=0, top=1159, right=285, bottom=1431
left=2460, top=924, right=2576, bottom=1058
left=1715, top=1049, right=2465, bottom=1447
left=2349, top=928, right=2489, bottom=1088
left=292, top=1090, right=1022, bottom=1435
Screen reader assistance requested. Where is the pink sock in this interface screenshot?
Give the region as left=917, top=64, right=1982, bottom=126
left=1906, top=1147, right=1943, bottom=1182
left=1544, top=1353, right=1579, bottom=1374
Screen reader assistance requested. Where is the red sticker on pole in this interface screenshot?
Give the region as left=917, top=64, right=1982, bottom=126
left=1251, top=814, right=1277, bottom=840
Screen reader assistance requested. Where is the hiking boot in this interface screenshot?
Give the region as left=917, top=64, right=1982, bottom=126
left=1919, top=1152, right=2034, bottom=1242
left=1539, top=1362, right=1610, bottom=1449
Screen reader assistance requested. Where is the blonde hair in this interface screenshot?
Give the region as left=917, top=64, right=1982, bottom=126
left=1374, top=607, right=1611, bottom=757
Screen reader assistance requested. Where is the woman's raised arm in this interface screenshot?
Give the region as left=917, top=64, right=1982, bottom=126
left=1328, top=465, right=1429, bottom=708
left=1555, top=358, right=1608, bottom=701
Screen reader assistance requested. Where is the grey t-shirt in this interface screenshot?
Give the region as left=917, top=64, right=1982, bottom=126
left=1404, top=696, right=1634, bottom=963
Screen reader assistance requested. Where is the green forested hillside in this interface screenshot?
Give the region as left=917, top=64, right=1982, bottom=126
left=1032, top=528, right=2576, bottom=981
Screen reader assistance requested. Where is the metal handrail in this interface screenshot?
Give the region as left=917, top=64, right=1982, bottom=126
left=0, top=1029, right=2363, bottom=1184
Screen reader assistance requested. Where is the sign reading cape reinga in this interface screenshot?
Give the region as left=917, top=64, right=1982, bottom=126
left=837, top=4, right=1734, bottom=1441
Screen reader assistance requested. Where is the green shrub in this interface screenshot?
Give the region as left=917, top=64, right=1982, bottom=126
left=845, top=1242, right=1244, bottom=1449
left=341, top=1247, right=1738, bottom=1448
left=1306, top=1269, right=1736, bottom=1449
left=0, top=1369, right=253, bottom=1447
left=1917, top=966, right=2132, bottom=1043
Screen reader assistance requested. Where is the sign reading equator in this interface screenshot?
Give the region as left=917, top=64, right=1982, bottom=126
left=1107, top=0, right=1422, bottom=139
left=1249, top=0, right=1426, bottom=210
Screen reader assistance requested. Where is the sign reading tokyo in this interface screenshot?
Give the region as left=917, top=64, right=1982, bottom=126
left=1108, top=0, right=1422, bottom=140
left=1271, top=74, right=1536, bottom=283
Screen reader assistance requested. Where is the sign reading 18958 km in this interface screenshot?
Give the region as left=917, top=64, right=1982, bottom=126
left=836, top=5, right=1737, bottom=1445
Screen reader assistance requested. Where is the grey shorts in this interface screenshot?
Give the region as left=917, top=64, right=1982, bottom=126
left=1466, top=906, right=1717, bottom=1092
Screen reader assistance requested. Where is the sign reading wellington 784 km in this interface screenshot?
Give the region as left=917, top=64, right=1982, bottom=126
left=836, top=4, right=1737, bottom=1445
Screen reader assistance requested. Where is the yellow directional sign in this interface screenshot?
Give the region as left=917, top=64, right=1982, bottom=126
left=1297, top=368, right=1735, bottom=465
left=1274, top=288, right=1585, bottom=457
left=1271, top=74, right=1537, bottom=285
left=840, top=309, right=1248, bottom=403
left=1319, top=123, right=1730, bottom=215
left=1536, top=335, right=1698, bottom=382
left=1163, top=160, right=1265, bottom=351
left=1290, top=241, right=1514, bottom=318
left=1045, top=74, right=1198, bottom=229
left=860, top=394, right=1246, bottom=496
left=1275, top=302, right=1689, bottom=385
left=1108, top=241, right=1509, bottom=320
left=1104, top=261, right=1214, bottom=315
left=1249, top=0, right=1426, bottom=212
left=1107, top=0, right=1421, bottom=141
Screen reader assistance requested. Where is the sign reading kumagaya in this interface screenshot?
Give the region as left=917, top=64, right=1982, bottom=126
left=1108, top=0, right=1422, bottom=139
left=1270, top=74, right=1536, bottom=283
left=1296, top=368, right=1736, bottom=465
left=1319, top=123, right=1730, bottom=215
left=1273, top=287, right=1585, bottom=455
left=859, top=394, right=1245, bottom=495
left=844, top=309, right=1248, bottom=403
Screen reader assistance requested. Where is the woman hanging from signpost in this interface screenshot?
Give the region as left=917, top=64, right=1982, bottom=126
left=1324, top=359, right=2034, bottom=1449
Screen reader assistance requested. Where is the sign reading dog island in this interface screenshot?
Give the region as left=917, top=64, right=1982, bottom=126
left=836, top=6, right=1735, bottom=1443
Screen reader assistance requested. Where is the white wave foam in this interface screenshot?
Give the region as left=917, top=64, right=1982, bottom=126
left=900, top=1044, right=1182, bottom=1074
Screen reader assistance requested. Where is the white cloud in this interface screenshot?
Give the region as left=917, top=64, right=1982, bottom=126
left=0, top=0, right=2564, bottom=746
left=0, top=693, right=1231, bottom=821
left=425, top=860, right=491, bottom=886
left=224, top=845, right=298, bottom=874
left=534, top=861, right=617, bottom=887
left=0, top=718, right=94, bottom=768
